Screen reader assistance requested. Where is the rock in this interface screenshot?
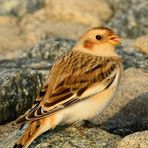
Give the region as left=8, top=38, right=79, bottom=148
left=117, top=45, right=148, bottom=69
left=0, top=0, right=113, bottom=59
left=0, top=124, right=121, bottom=148
left=117, top=131, right=148, bottom=148
left=133, top=35, right=148, bottom=55
left=0, top=0, right=44, bottom=17
left=0, top=16, right=27, bottom=60
left=0, top=122, right=17, bottom=139
left=92, top=68, right=148, bottom=136
left=27, top=38, right=74, bottom=60
left=44, top=0, right=112, bottom=26
left=0, top=16, right=17, bottom=25
left=107, top=0, right=148, bottom=38
left=0, top=58, right=50, bottom=124
left=0, top=0, right=44, bottom=59
left=0, top=0, right=20, bottom=15
left=1, top=0, right=148, bottom=59
left=0, top=38, right=147, bottom=124
left=20, top=0, right=112, bottom=42
left=13, top=0, right=44, bottom=17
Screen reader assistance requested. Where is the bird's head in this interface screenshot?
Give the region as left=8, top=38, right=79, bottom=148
left=81, top=27, right=121, bottom=48
left=73, top=27, right=121, bottom=57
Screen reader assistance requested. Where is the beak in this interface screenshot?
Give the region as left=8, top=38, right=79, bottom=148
left=109, top=35, right=121, bottom=45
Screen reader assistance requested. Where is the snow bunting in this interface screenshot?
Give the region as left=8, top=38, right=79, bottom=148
left=13, top=27, right=122, bottom=148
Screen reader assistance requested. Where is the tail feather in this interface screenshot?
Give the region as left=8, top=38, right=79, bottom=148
left=13, top=115, right=58, bottom=148
left=13, top=144, right=23, bottom=148
left=13, top=120, right=42, bottom=148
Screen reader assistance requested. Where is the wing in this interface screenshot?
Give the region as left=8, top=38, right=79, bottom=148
left=16, top=51, right=121, bottom=124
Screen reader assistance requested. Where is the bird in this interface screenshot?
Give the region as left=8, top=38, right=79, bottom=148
left=13, top=26, right=122, bottom=148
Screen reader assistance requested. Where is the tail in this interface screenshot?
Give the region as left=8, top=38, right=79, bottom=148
left=13, top=115, right=60, bottom=148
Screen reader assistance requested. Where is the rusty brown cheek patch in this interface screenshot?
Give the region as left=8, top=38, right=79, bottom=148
left=84, top=40, right=93, bottom=49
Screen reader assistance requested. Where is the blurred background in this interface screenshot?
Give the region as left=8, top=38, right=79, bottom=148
left=0, top=0, right=147, bottom=59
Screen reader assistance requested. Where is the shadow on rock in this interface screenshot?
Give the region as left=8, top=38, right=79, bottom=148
left=100, top=92, right=148, bottom=137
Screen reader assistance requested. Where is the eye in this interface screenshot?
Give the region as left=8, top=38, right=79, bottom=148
left=96, top=35, right=102, bottom=40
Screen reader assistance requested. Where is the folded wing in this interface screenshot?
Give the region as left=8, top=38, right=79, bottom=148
left=16, top=51, right=120, bottom=124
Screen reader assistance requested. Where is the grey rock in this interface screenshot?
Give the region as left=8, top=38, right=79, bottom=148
left=27, top=38, right=74, bottom=61
left=99, top=92, right=148, bottom=136
left=117, top=46, right=148, bottom=69
left=12, top=0, right=45, bottom=17
left=0, top=58, right=50, bottom=124
left=107, top=0, right=148, bottom=38
left=0, top=125, right=121, bottom=148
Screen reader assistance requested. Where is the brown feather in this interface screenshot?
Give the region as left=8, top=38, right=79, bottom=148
left=15, top=51, right=121, bottom=123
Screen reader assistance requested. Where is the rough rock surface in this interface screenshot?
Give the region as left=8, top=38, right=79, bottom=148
left=0, top=58, right=50, bottom=124
left=117, top=131, right=148, bottom=148
left=107, top=0, right=148, bottom=38
left=27, top=38, right=74, bottom=60
left=0, top=125, right=121, bottom=148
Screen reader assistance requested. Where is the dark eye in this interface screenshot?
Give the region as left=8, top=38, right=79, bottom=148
left=96, top=35, right=102, bottom=40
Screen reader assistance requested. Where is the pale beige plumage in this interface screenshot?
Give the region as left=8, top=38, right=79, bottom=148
left=14, top=27, right=122, bottom=148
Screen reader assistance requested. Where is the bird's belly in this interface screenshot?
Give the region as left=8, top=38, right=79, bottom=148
left=60, top=86, right=117, bottom=124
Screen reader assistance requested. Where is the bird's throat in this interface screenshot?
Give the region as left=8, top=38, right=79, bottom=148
left=73, top=42, right=119, bottom=57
